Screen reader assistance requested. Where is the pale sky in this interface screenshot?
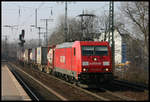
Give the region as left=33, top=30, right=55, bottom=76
left=2, top=1, right=121, bottom=43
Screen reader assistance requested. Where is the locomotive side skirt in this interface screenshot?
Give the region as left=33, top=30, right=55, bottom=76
left=54, top=67, right=77, bottom=77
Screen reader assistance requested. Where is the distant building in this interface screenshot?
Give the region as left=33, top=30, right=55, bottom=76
left=94, top=28, right=130, bottom=65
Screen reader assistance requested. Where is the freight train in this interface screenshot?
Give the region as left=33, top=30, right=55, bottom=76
left=17, top=41, right=113, bottom=85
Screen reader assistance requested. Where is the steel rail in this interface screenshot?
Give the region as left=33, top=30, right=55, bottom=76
left=9, top=62, right=68, bottom=101
left=113, top=80, right=147, bottom=92
left=8, top=65, right=39, bottom=101
left=99, top=87, right=136, bottom=101
left=11, top=61, right=138, bottom=101
left=10, top=62, right=110, bottom=101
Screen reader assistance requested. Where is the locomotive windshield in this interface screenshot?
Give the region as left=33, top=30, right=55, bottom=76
left=82, top=46, right=108, bottom=56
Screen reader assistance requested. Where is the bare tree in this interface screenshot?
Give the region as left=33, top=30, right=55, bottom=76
left=120, top=2, right=149, bottom=57
left=48, top=15, right=83, bottom=45
left=93, top=11, right=110, bottom=40
left=67, top=17, right=82, bottom=41
left=48, top=12, right=99, bottom=45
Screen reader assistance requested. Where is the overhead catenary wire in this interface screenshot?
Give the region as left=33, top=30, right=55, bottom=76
left=5, top=2, right=45, bottom=43
left=20, top=2, right=45, bottom=26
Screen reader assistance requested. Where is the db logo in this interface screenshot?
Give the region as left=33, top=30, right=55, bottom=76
left=60, top=56, right=65, bottom=63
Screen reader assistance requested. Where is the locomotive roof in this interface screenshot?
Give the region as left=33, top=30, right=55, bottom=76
left=56, top=41, right=109, bottom=48
left=56, top=42, right=74, bottom=48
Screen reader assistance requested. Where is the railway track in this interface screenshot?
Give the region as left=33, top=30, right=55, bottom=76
left=84, top=85, right=136, bottom=101
left=113, top=79, right=148, bottom=92
left=7, top=62, right=107, bottom=100
left=7, top=63, right=68, bottom=101
left=94, top=79, right=148, bottom=101
left=9, top=67, right=39, bottom=101
left=98, top=87, right=136, bottom=101
left=8, top=62, right=148, bottom=101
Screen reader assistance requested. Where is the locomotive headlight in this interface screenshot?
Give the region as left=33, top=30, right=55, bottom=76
left=104, top=68, right=109, bottom=71
left=94, top=58, right=97, bottom=61
left=105, top=68, right=109, bottom=71
left=82, top=61, right=89, bottom=66
left=83, top=68, right=88, bottom=72
left=83, top=68, right=86, bottom=71
left=103, top=61, right=110, bottom=66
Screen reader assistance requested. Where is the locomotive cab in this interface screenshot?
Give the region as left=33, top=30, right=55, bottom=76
left=78, top=41, right=113, bottom=84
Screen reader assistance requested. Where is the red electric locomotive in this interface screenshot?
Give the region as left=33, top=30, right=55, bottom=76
left=47, top=41, right=113, bottom=84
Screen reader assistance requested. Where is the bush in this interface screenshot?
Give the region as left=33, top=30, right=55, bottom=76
left=115, top=64, right=148, bottom=85
left=123, top=65, right=148, bottom=85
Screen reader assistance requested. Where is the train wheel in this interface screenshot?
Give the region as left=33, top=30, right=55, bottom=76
left=49, top=69, right=52, bottom=74
left=55, top=72, right=58, bottom=77
left=35, top=64, right=38, bottom=69
left=65, top=75, right=69, bottom=82
left=51, top=70, right=56, bottom=76
left=68, top=76, right=74, bottom=84
left=74, top=81, right=79, bottom=86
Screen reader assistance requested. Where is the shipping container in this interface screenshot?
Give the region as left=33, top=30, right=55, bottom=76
left=37, top=47, right=48, bottom=65
left=24, top=48, right=32, bottom=63
left=17, top=49, right=25, bottom=61
left=47, top=45, right=56, bottom=69
left=31, top=48, right=37, bottom=63
left=29, top=49, right=32, bottom=62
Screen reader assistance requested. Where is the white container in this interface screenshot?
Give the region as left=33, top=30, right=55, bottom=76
left=36, top=47, right=48, bottom=65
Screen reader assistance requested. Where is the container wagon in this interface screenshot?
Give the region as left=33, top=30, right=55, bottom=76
left=24, top=48, right=32, bottom=64
left=30, top=48, right=37, bottom=67
left=36, top=46, right=48, bottom=71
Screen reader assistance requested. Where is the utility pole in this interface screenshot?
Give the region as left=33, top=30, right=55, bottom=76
left=78, top=10, right=96, bottom=41
left=81, top=10, right=85, bottom=40
left=109, top=1, right=115, bottom=74
left=57, top=2, right=76, bottom=41
left=41, top=18, right=53, bottom=46
left=35, top=8, right=37, bottom=28
left=65, top=1, right=68, bottom=42
left=36, top=27, right=44, bottom=46
left=2, top=35, right=8, bottom=59
left=40, top=32, right=46, bottom=45
left=30, top=25, right=44, bottom=46
left=37, top=27, right=42, bottom=46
